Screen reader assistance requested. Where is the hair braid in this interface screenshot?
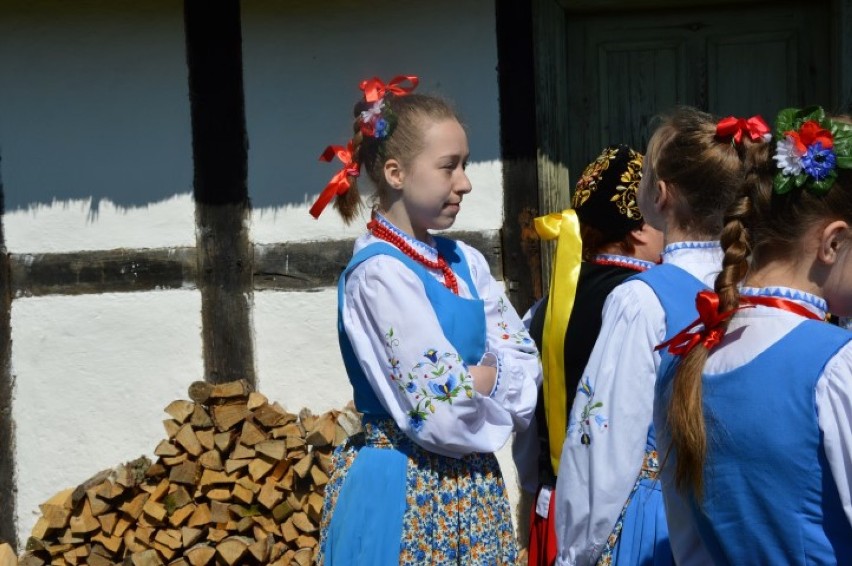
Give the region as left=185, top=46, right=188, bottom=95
left=333, top=130, right=365, bottom=224
left=666, top=139, right=765, bottom=499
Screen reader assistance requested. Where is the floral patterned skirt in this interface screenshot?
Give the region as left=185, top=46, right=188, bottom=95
left=317, top=418, right=519, bottom=565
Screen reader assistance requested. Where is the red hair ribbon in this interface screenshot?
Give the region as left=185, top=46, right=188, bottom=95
left=309, top=142, right=360, bottom=219
left=359, top=75, right=419, bottom=103
left=715, top=115, right=770, bottom=144
left=655, top=290, right=753, bottom=356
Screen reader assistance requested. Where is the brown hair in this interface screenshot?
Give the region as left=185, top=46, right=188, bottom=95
left=667, top=115, right=852, bottom=499
left=579, top=223, right=637, bottom=260
left=645, top=107, right=761, bottom=238
left=334, top=93, right=460, bottom=223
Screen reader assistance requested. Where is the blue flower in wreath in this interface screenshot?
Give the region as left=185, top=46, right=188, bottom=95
left=802, top=141, right=836, bottom=181
left=428, top=374, right=458, bottom=398
left=424, top=348, right=439, bottom=363
left=408, top=411, right=425, bottom=433
left=405, top=381, right=417, bottom=393
left=374, top=117, right=390, bottom=139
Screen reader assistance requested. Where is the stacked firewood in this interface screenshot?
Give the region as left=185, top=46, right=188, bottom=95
left=13, top=380, right=361, bottom=566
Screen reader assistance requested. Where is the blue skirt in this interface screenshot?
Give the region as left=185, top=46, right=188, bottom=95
left=317, top=418, right=518, bottom=565
left=598, top=451, right=673, bottom=566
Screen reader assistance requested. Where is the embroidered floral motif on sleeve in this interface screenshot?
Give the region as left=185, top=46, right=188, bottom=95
left=496, top=297, right=535, bottom=345
left=384, top=328, right=474, bottom=433
left=567, top=377, right=609, bottom=445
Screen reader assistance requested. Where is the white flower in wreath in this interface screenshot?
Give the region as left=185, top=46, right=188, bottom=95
left=773, top=135, right=804, bottom=176
left=359, top=99, right=385, bottom=124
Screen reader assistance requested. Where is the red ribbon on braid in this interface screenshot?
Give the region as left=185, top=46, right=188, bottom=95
left=359, top=75, right=419, bottom=103
left=309, top=142, right=360, bottom=219
left=655, top=290, right=753, bottom=356
left=715, top=115, right=771, bottom=144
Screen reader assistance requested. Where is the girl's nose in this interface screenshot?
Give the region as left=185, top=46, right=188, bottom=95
left=456, top=171, right=472, bottom=194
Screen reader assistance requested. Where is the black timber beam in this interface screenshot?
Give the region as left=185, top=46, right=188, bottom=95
left=184, top=0, right=255, bottom=386
left=495, top=0, right=542, bottom=315
left=10, top=231, right=502, bottom=297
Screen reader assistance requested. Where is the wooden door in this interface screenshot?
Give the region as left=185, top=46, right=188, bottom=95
left=565, top=1, right=832, bottom=182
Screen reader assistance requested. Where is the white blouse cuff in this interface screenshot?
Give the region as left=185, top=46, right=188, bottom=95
left=479, top=351, right=501, bottom=397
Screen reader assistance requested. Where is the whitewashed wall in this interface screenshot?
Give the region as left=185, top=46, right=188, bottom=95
left=0, top=0, right=522, bottom=546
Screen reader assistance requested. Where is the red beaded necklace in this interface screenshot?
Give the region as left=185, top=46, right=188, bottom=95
left=367, top=219, right=459, bottom=295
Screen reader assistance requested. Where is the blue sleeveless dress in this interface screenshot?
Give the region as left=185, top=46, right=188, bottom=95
left=656, top=317, right=852, bottom=565
left=317, top=238, right=518, bottom=566
left=596, top=264, right=705, bottom=566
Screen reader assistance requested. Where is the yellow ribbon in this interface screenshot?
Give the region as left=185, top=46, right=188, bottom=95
left=534, top=209, right=583, bottom=475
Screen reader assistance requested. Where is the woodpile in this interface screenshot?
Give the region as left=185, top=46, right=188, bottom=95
left=13, top=380, right=361, bottom=566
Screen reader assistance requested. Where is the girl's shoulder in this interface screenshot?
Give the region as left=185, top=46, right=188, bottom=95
left=344, top=251, right=422, bottom=291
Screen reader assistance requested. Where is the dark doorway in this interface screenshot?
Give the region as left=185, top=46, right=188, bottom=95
left=564, top=1, right=832, bottom=182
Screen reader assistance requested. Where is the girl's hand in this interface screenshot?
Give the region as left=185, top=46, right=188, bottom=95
left=469, top=364, right=497, bottom=396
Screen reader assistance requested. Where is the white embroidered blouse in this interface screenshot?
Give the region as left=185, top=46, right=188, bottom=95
left=661, top=286, right=852, bottom=565
left=554, top=241, right=724, bottom=566
left=340, top=215, right=542, bottom=459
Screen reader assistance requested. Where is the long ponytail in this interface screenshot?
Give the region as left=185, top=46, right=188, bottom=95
left=667, top=141, right=769, bottom=498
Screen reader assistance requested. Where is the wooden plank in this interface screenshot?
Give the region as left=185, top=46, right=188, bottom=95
left=184, top=0, right=255, bottom=386
left=254, top=229, right=502, bottom=289
left=10, top=248, right=196, bottom=297
left=533, top=0, right=572, bottom=294
left=495, top=0, right=543, bottom=314
left=560, top=0, right=771, bottom=11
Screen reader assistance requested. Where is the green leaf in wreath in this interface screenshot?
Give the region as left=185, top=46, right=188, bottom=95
left=808, top=171, right=838, bottom=196
left=774, top=108, right=797, bottom=138
left=774, top=174, right=795, bottom=194
left=836, top=156, right=852, bottom=169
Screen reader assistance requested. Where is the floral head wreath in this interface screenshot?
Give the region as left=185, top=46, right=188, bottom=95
left=309, top=74, right=419, bottom=219
left=356, top=75, right=419, bottom=139
left=772, top=106, right=852, bottom=196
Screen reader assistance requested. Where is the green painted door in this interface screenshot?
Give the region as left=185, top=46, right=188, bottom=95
left=565, top=1, right=832, bottom=182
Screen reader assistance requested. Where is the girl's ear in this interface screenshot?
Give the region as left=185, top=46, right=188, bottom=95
left=656, top=179, right=672, bottom=212
left=383, top=158, right=405, bottom=191
left=817, top=220, right=850, bottom=264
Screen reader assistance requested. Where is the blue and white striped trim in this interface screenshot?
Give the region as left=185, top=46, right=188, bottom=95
left=593, top=254, right=656, bottom=271
left=740, top=286, right=827, bottom=318
left=373, top=212, right=438, bottom=259
left=663, top=240, right=722, bottom=254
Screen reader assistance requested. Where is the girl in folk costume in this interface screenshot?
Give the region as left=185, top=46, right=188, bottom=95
left=553, top=107, right=770, bottom=566
left=514, top=145, right=663, bottom=566
left=654, top=107, right=852, bottom=565
left=311, top=76, right=541, bottom=565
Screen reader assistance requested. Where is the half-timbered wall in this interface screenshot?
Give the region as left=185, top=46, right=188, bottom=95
left=0, top=0, right=520, bottom=546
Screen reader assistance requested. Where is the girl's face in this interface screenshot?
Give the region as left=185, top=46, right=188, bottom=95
left=399, top=118, right=471, bottom=239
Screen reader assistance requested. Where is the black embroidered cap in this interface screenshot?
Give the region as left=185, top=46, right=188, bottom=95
left=571, top=144, right=644, bottom=240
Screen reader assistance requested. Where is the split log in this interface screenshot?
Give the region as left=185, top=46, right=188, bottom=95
left=0, top=543, right=17, bottom=566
